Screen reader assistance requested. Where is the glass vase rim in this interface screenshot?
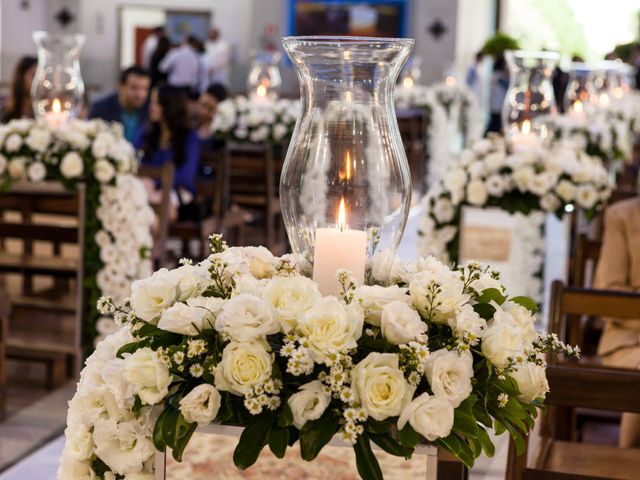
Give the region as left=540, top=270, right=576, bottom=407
left=505, top=49, right=560, bottom=61
left=282, top=35, right=414, bottom=48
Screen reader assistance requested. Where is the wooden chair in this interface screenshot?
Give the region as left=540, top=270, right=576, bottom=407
left=138, top=162, right=175, bottom=267
left=226, top=142, right=286, bottom=254
left=572, top=234, right=602, bottom=289
left=168, top=149, right=250, bottom=259
left=0, top=289, right=9, bottom=417
left=397, top=108, right=427, bottom=194
left=0, top=182, right=85, bottom=386
left=506, top=364, right=640, bottom=480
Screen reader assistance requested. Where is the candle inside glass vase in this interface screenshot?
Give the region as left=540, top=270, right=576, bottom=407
left=510, top=119, right=541, bottom=153
left=44, top=98, right=69, bottom=129
left=312, top=197, right=367, bottom=296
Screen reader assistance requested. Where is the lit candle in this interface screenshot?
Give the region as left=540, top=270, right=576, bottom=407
left=445, top=75, right=456, bottom=87
left=256, top=84, right=267, bottom=98
left=598, top=92, right=610, bottom=108
left=44, top=98, right=68, bottom=129
left=312, top=197, right=367, bottom=296
left=402, top=76, right=414, bottom=88
left=568, top=99, right=585, bottom=119
left=510, top=119, right=541, bottom=153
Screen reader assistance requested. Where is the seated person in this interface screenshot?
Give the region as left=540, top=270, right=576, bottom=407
left=594, top=196, right=640, bottom=447
left=136, top=84, right=200, bottom=220
left=196, top=83, right=228, bottom=142
left=90, top=66, right=150, bottom=143
left=1, top=56, right=37, bottom=122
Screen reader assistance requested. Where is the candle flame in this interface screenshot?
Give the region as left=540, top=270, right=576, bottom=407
left=521, top=119, right=531, bottom=134
left=445, top=75, right=456, bottom=86
left=256, top=85, right=267, bottom=97
left=337, top=197, right=347, bottom=231
left=599, top=92, right=610, bottom=107
left=573, top=100, right=583, bottom=113
left=52, top=98, right=61, bottom=113
left=402, top=76, right=414, bottom=88
left=612, top=86, right=624, bottom=98
left=338, top=151, right=352, bottom=181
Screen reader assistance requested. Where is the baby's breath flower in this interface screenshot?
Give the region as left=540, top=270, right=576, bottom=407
left=497, top=393, right=509, bottom=408
left=189, top=364, right=204, bottom=378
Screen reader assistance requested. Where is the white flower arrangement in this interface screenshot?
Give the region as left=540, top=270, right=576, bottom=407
left=395, top=85, right=450, bottom=185
left=0, top=118, right=155, bottom=341
left=59, top=234, right=577, bottom=480
left=211, top=96, right=300, bottom=144
left=431, top=81, right=484, bottom=148
left=418, top=136, right=613, bottom=265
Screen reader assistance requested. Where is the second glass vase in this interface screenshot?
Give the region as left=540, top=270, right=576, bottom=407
left=281, top=36, right=413, bottom=295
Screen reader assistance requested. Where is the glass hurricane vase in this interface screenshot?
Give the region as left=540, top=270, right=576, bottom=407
left=502, top=50, right=559, bottom=152
left=31, top=31, right=85, bottom=128
left=247, top=51, right=282, bottom=102
left=281, top=36, right=413, bottom=295
left=563, top=63, right=596, bottom=117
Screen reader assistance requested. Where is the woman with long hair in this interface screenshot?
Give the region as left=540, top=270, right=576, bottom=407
left=149, top=35, right=171, bottom=88
left=136, top=84, right=200, bottom=218
left=2, top=56, right=38, bottom=122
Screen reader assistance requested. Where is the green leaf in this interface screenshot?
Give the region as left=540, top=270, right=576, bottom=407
left=365, top=418, right=392, bottom=435
left=268, top=425, right=289, bottom=459
left=233, top=415, right=273, bottom=470
left=397, top=423, right=422, bottom=449
left=509, top=296, right=539, bottom=313
left=153, top=409, right=168, bottom=451
left=162, top=407, right=180, bottom=448
left=369, top=432, right=414, bottom=459
left=477, top=288, right=506, bottom=305
left=436, top=433, right=476, bottom=468
left=473, top=303, right=496, bottom=320
left=494, top=419, right=507, bottom=436
left=353, top=434, right=384, bottom=480
left=476, top=426, right=496, bottom=457
left=116, top=340, right=147, bottom=358
left=277, top=404, right=293, bottom=427
left=299, top=410, right=339, bottom=461
left=171, top=422, right=197, bottom=462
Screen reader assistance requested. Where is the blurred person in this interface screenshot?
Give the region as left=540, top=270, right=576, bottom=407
left=136, top=84, right=200, bottom=219
left=159, top=36, right=201, bottom=89
left=89, top=66, right=150, bottom=143
left=594, top=196, right=640, bottom=448
left=1, top=56, right=37, bottom=122
left=204, top=28, right=232, bottom=87
left=188, top=36, right=209, bottom=92
left=196, top=83, right=228, bottom=141
left=141, top=26, right=164, bottom=69
left=150, top=34, right=171, bottom=88
left=487, top=55, right=509, bottom=133
left=465, top=51, right=485, bottom=100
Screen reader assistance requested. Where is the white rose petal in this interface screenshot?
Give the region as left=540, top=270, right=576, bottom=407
left=398, top=392, right=454, bottom=441
left=288, top=380, right=331, bottom=429
left=380, top=301, right=428, bottom=345
left=215, top=293, right=280, bottom=341
left=27, top=161, right=47, bottom=182
left=262, top=275, right=321, bottom=332
left=214, top=340, right=273, bottom=396
left=510, top=362, right=549, bottom=403
left=158, top=302, right=207, bottom=336
left=122, top=347, right=172, bottom=405
left=424, top=349, right=473, bottom=408
left=60, top=151, right=84, bottom=178
left=130, top=268, right=179, bottom=323
left=179, top=383, right=221, bottom=425
left=354, top=285, right=410, bottom=326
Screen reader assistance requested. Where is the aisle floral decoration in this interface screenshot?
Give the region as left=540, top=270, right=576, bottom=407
left=211, top=96, right=300, bottom=144
left=418, top=136, right=612, bottom=266
left=59, top=234, right=578, bottom=480
left=395, top=85, right=449, bottom=185
left=431, top=81, right=484, bottom=148
left=0, top=118, right=154, bottom=344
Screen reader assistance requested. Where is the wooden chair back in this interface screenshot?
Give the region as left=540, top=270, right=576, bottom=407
left=571, top=234, right=601, bottom=288
left=0, top=182, right=85, bottom=380
left=138, top=162, right=175, bottom=266
left=226, top=142, right=284, bottom=253
left=397, top=109, right=427, bottom=193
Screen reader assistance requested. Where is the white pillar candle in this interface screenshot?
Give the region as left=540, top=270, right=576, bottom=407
left=312, top=198, right=367, bottom=296
left=44, top=98, right=68, bottom=129
left=510, top=119, right=541, bottom=153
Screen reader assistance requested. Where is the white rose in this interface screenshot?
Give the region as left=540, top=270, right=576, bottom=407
left=60, top=151, right=84, bottom=178
left=448, top=304, right=486, bottom=340
left=575, top=184, right=598, bottom=209
left=215, top=293, right=280, bottom=341
left=64, top=423, right=94, bottom=460
left=527, top=171, right=557, bottom=196
left=510, top=362, right=549, bottom=402
left=179, top=383, right=221, bottom=425
left=27, top=161, right=47, bottom=182
left=57, top=457, right=97, bottom=480
left=354, top=285, right=410, bottom=326
left=297, top=297, right=363, bottom=363
left=95, top=159, right=116, bottom=183
left=214, top=340, right=273, bottom=396
left=467, top=180, right=488, bottom=206
left=484, top=174, right=506, bottom=197
left=8, top=158, right=26, bottom=179
left=505, top=303, right=538, bottom=350
left=409, top=266, right=468, bottom=323
left=288, top=380, right=331, bottom=429
left=185, top=296, right=225, bottom=330
left=351, top=352, right=415, bottom=421
left=4, top=133, right=23, bottom=152
left=424, top=349, right=473, bottom=408
left=513, top=166, right=535, bottom=192
left=122, top=347, right=172, bottom=405
left=398, top=393, right=454, bottom=441
left=443, top=168, right=467, bottom=194
left=233, top=273, right=269, bottom=296
left=555, top=179, right=576, bottom=202
left=273, top=123, right=288, bottom=141
left=25, top=127, right=51, bottom=152
left=157, top=302, right=207, bottom=336
left=130, top=268, right=179, bottom=323
left=92, top=417, right=154, bottom=475
left=171, top=264, right=209, bottom=301
left=481, top=318, right=525, bottom=368
left=219, top=246, right=276, bottom=279
left=484, top=151, right=506, bottom=171
left=540, top=193, right=560, bottom=212
left=262, top=275, right=321, bottom=332
left=433, top=197, right=455, bottom=223
left=380, top=301, right=428, bottom=345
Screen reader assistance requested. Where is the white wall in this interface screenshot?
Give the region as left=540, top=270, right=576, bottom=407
left=0, top=0, right=48, bottom=78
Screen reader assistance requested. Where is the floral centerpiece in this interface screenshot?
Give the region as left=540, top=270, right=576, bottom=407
left=418, top=137, right=612, bottom=294
left=431, top=81, right=484, bottom=148
left=0, top=118, right=154, bottom=343
left=59, top=235, right=577, bottom=480
left=211, top=96, right=300, bottom=144
left=394, top=85, right=449, bottom=185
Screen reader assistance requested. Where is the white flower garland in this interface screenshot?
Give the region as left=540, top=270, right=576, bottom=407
left=211, top=96, right=300, bottom=143
left=395, top=85, right=449, bottom=185
left=431, top=81, right=484, bottom=148
left=0, top=118, right=154, bottom=340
